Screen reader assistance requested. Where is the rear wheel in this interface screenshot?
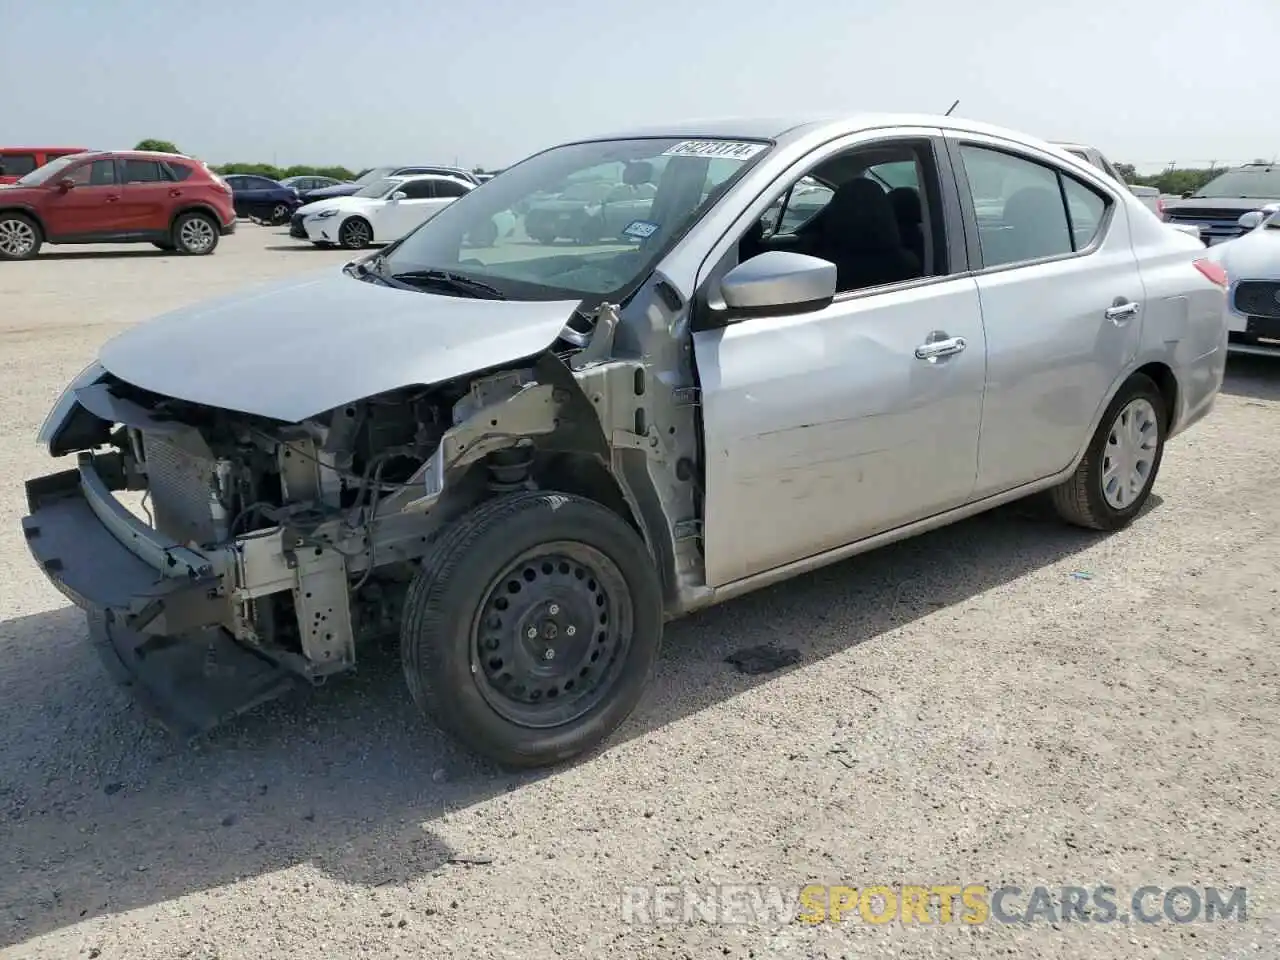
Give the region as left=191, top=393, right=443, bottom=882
left=400, top=491, right=664, bottom=769
left=172, top=212, right=219, bottom=255
left=270, top=203, right=290, bottom=224
left=1050, top=373, right=1166, bottom=531
left=338, top=216, right=372, bottom=249
left=0, top=213, right=42, bottom=260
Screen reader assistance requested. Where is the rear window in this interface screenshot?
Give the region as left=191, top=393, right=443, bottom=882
left=0, top=153, right=38, bottom=176
left=165, top=161, right=195, bottom=181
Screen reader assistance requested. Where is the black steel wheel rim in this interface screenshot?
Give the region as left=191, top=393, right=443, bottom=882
left=470, top=541, right=633, bottom=729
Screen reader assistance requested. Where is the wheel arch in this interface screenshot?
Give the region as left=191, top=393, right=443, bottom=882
left=0, top=205, right=46, bottom=235
left=1068, top=358, right=1180, bottom=474
left=168, top=204, right=222, bottom=233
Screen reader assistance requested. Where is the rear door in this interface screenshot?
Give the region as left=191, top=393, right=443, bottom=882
left=945, top=132, right=1143, bottom=497
left=40, top=158, right=124, bottom=238
left=118, top=158, right=179, bottom=233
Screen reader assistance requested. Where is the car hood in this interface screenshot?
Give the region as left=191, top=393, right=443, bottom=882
left=97, top=269, right=581, bottom=423
left=298, top=196, right=376, bottom=217
left=1164, top=196, right=1277, bottom=215
left=1209, top=226, right=1280, bottom=277
left=305, top=184, right=362, bottom=199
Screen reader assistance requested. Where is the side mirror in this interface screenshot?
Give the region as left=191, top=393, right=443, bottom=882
left=717, top=251, right=836, bottom=319
left=389, top=191, right=407, bottom=202
left=1238, top=210, right=1265, bottom=231
left=57, top=177, right=76, bottom=192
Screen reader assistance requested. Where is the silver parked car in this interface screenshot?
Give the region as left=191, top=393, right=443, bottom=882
left=22, top=114, right=1228, bottom=768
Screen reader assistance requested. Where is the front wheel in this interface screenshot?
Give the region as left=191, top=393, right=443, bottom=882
left=400, top=491, right=664, bottom=769
left=0, top=213, right=43, bottom=260
left=338, top=216, right=373, bottom=249
left=1050, top=373, right=1166, bottom=531
left=172, top=212, right=219, bottom=255
left=270, top=203, right=291, bottom=224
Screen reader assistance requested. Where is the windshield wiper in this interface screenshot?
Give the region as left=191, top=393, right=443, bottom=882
left=389, top=269, right=506, bottom=299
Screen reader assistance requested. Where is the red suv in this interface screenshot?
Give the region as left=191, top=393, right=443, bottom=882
left=0, top=150, right=236, bottom=260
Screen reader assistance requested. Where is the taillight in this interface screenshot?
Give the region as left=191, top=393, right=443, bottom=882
left=1156, top=196, right=1165, bottom=219
left=1193, top=258, right=1228, bottom=288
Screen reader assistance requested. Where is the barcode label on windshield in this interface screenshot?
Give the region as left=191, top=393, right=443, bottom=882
left=661, top=140, right=766, bottom=161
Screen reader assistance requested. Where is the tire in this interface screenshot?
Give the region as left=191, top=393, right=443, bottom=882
left=172, top=212, right=219, bottom=255
left=270, top=203, right=290, bottom=224
left=400, top=491, right=664, bottom=769
left=1050, top=373, right=1166, bottom=531
left=338, top=216, right=373, bottom=249
left=0, top=212, right=43, bottom=260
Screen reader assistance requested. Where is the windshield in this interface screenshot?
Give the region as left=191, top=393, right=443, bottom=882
left=354, top=177, right=401, bottom=199
left=355, top=167, right=396, bottom=185
left=1195, top=166, right=1280, bottom=199
left=14, top=154, right=84, bottom=187
left=378, top=136, right=770, bottom=300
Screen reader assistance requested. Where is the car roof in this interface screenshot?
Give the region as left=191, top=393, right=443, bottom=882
left=393, top=173, right=473, bottom=185
left=568, top=113, right=1067, bottom=151
left=0, top=145, right=90, bottom=152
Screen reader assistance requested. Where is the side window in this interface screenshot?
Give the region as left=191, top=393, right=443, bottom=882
left=865, top=160, right=919, bottom=190
left=432, top=178, right=469, bottom=198
left=397, top=180, right=435, bottom=200
left=0, top=153, right=38, bottom=176
left=958, top=146, right=1073, bottom=267
left=247, top=176, right=277, bottom=189
left=1061, top=175, right=1107, bottom=249
left=123, top=160, right=167, bottom=183
left=67, top=160, right=118, bottom=186
left=761, top=176, right=834, bottom=236
left=165, top=162, right=194, bottom=182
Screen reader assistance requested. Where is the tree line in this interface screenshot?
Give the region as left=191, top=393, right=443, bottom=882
left=134, top=139, right=1226, bottom=196
left=133, top=140, right=491, bottom=182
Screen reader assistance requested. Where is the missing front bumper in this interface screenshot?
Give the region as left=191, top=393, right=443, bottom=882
left=21, top=455, right=299, bottom=736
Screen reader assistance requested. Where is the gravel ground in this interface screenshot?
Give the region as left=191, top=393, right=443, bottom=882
left=1, top=227, right=1276, bottom=959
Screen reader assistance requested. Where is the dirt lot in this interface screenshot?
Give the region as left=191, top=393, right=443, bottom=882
left=1, top=227, right=1276, bottom=959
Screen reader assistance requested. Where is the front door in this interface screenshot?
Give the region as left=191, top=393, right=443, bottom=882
left=692, top=134, right=987, bottom=587
left=946, top=135, right=1144, bottom=497
left=380, top=179, right=448, bottom=240
left=40, top=158, right=123, bottom=238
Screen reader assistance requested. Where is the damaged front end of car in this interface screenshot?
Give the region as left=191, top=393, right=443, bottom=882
left=21, top=291, right=701, bottom=738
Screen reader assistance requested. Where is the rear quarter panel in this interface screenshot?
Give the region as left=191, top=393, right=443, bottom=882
left=1128, top=202, right=1227, bottom=436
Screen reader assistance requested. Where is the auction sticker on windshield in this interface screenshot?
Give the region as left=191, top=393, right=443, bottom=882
left=661, top=140, right=767, bottom=161
left=622, top=220, right=660, bottom=240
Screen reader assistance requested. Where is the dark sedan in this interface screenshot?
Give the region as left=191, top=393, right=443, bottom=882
left=280, top=175, right=347, bottom=198
left=223, top=174, right=303, bottom=223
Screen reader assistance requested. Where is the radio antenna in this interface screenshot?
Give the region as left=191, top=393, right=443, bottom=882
left=944, top=99, right=960, bottom=117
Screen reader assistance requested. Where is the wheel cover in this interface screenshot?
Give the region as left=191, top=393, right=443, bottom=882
left=272, top=204, right=288, bottom=220
left=1102, top=397, right=1159, bottom=510
left=342, top=219, right=370, bottom=246
left=470, top=541, right=633, bottom=729
left=0, top=218, right=36, bottom=257
left=179, top=217, right=215, bottom=252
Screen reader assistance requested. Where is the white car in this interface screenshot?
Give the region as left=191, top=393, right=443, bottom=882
left=1206, top=203, right=1280, bottom=355
left=290, top=174, right=473, bottom=249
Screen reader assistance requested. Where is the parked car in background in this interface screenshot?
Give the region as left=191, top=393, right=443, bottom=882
left=222, top=174, right=302, bottom=223
left=1162, top=161, right=1280, bottom=247
left=304, top=165, right=481, bottom=202
left=0, top=146, right=89, bottom=184
left=289, top=173, right=473, bottom=248
left=1205, top=202, right=1280, bottom=355
left=523, top=163, right=659, bottom=244
left=21, top=114, right=1226, bottom=768
left=0, top=150, right=234, bottom=259
left=280, top=175, right=348, bottom=198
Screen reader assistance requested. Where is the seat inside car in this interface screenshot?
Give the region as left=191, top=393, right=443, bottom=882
left=805, top=178, right=921, bottom=292
left=888, top=186, right=925, bottom=268
left=990, top=186, right=1071, bottom=263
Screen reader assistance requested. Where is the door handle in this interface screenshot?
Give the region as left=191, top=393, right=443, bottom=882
left=1105, top=300, right=1140, bottom=324
left=169, top=189, right=182, bottom=197
left=105, top=195, right=120, bottom=202
left=915, top=336, right=967, bottom=360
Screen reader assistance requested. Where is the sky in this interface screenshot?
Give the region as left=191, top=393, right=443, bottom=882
left=2, top=0, right=1276, bottom=174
